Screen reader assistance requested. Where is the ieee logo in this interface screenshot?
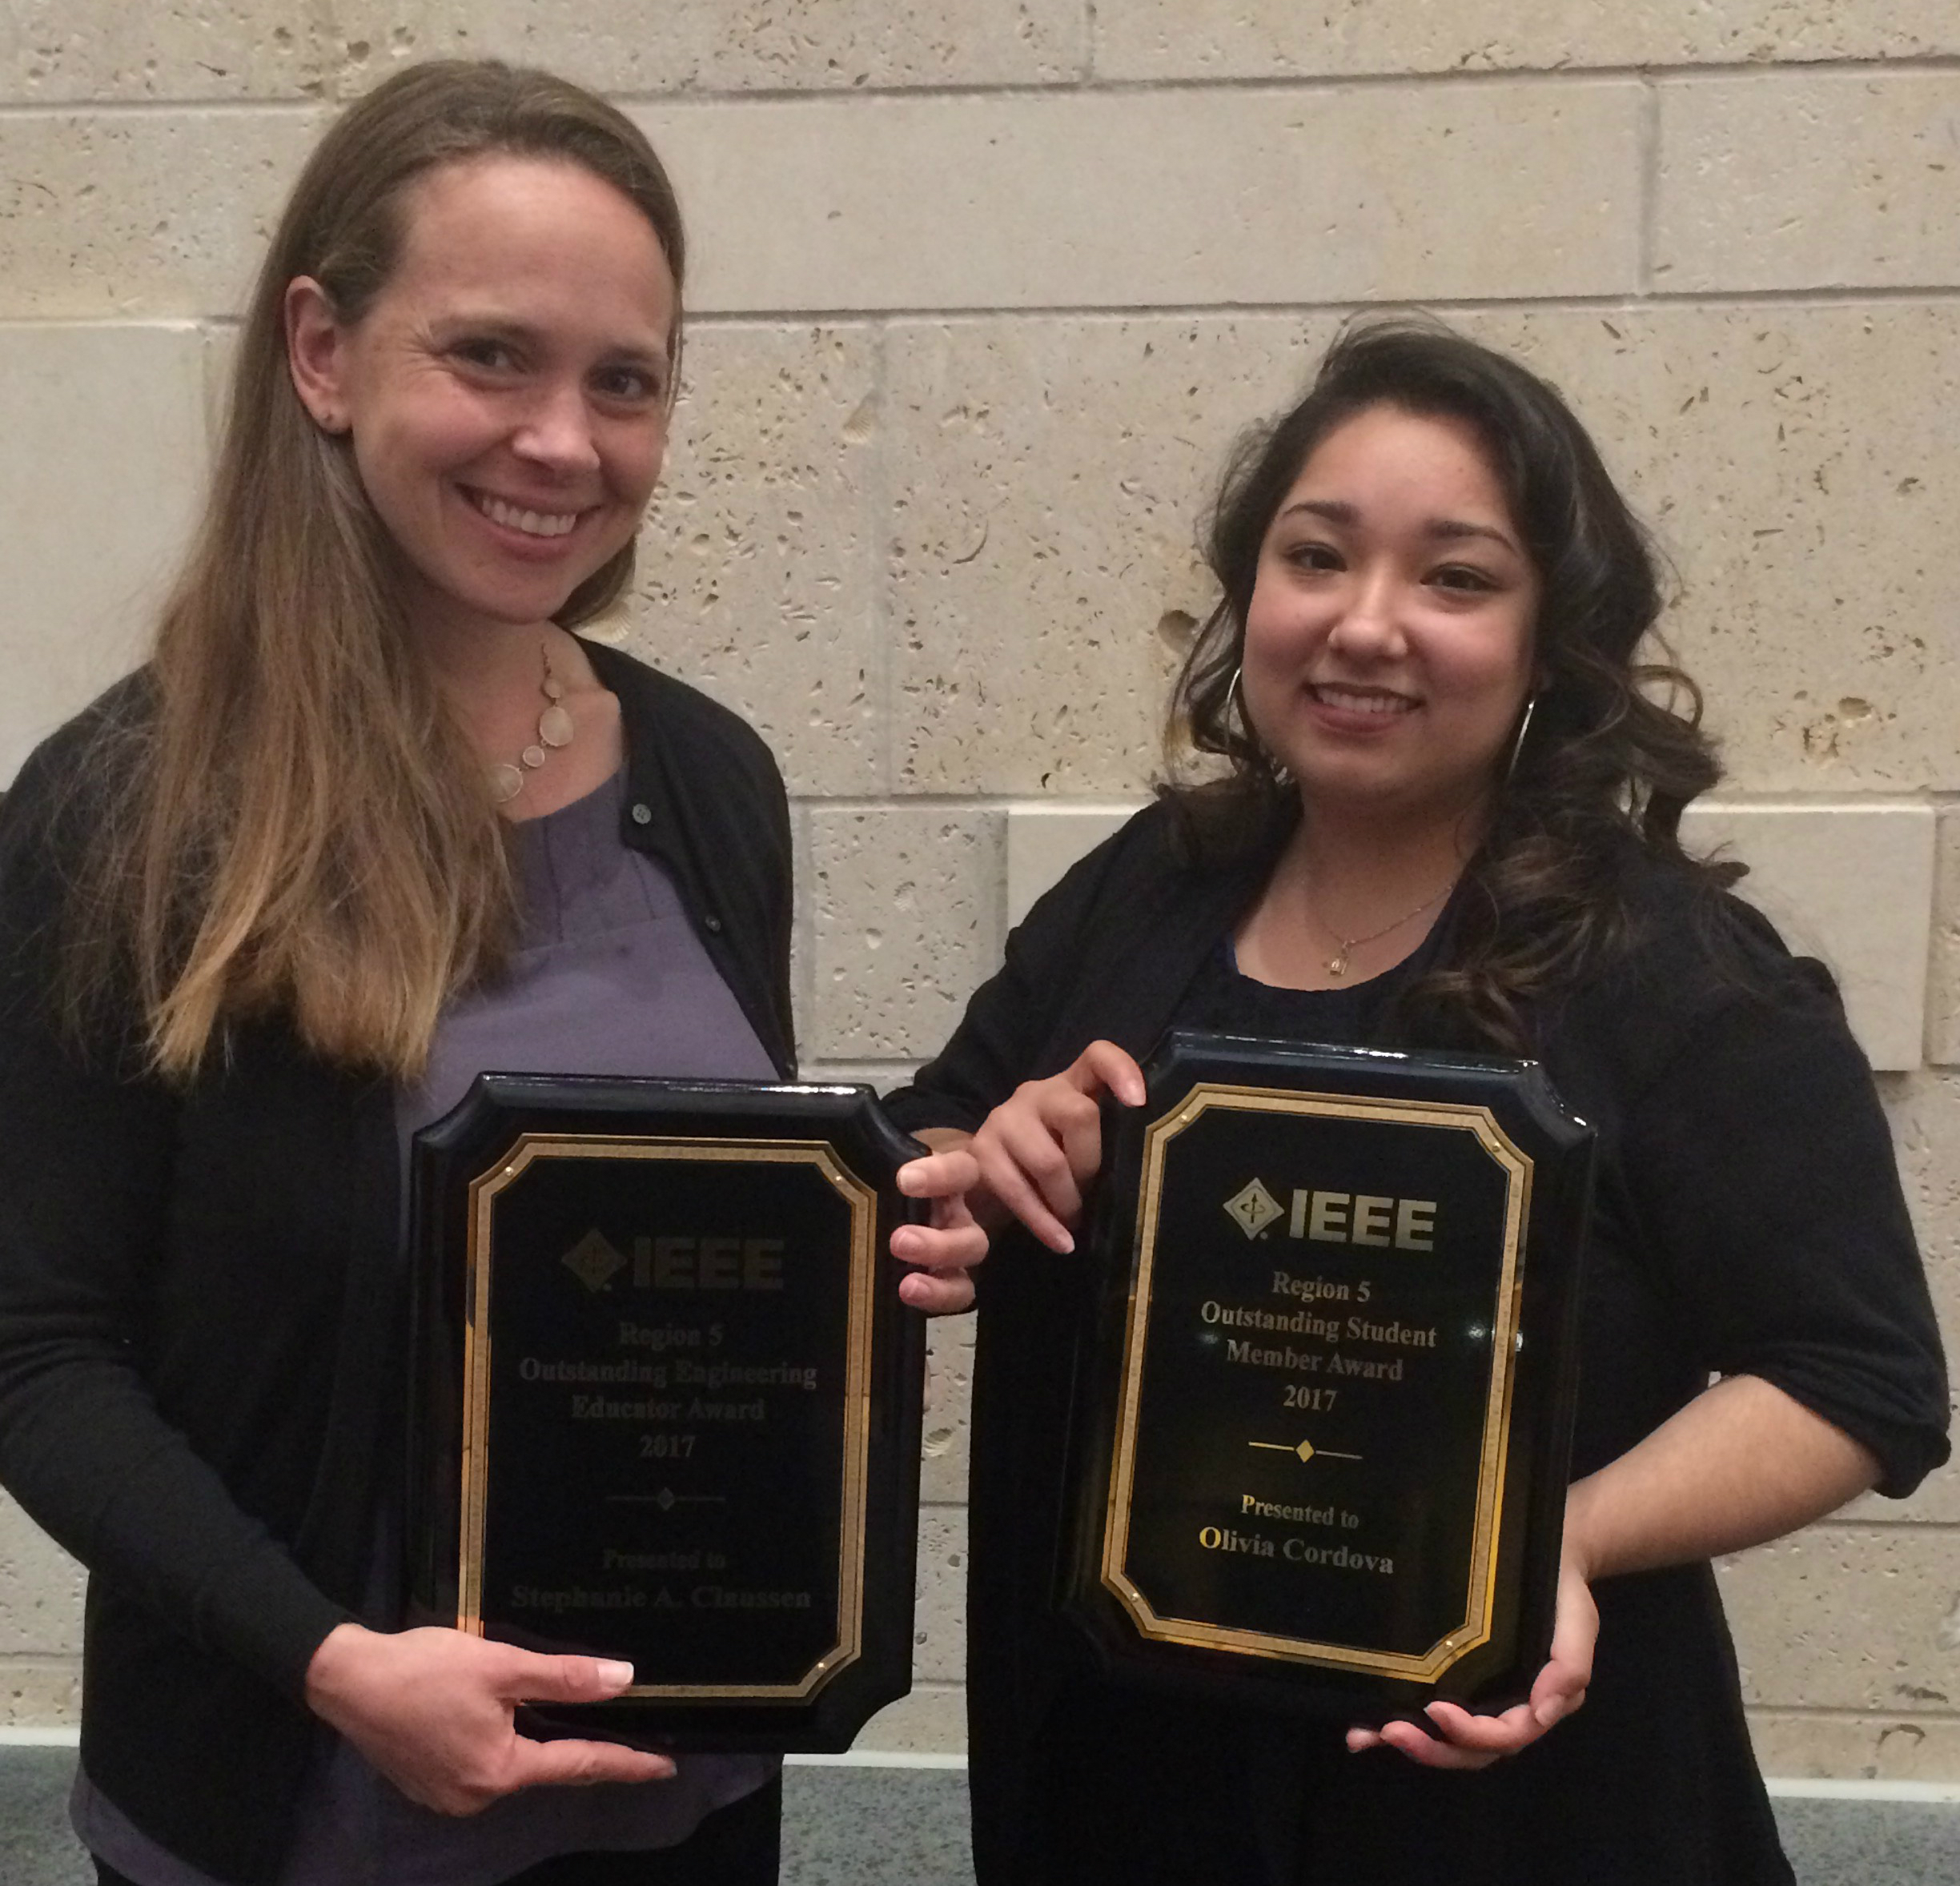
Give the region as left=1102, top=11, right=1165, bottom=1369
left=560, top=1229, right=629, bottom=1293
left=1223, top=1178, right=1284, bottom=1240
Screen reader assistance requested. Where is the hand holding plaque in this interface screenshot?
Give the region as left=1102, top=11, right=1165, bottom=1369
left=405, top=1076, right=927, bottom=1752
left=1059, top=1031, right=1595, bottom=1727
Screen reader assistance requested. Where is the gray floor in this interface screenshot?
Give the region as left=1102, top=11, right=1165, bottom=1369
left=2, top=1750, right=1956, bottom=1882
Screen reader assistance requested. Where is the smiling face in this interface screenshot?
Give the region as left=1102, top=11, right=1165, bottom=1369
left=286, top=154, right=677, bottom=646
left=1239, top=403, right=1540, bottom=829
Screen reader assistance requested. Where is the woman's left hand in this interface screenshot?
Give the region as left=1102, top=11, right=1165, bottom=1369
left=890, top=1134, right=988, bottom=1314
left=1344, top=1543, right=1596, bottom=1768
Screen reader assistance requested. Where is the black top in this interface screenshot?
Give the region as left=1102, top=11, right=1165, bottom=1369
left=886, top=798, right=1949, bottom=1886
left=0, top=642, right=795, bottom=1886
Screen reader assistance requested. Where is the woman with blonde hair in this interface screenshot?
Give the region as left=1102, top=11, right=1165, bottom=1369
left=0, top=58, right=975, bottom=1886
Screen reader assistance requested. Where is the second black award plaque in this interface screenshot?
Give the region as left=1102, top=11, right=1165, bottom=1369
left=1062, top=1032, right=1594, bottom=1723
left=406, top=1075, right=926, bottom=1751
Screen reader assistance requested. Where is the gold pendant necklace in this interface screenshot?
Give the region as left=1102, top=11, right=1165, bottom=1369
left=1315, top=880, right=1455, bottom=978
left=489, top=643, right=576, bottom=805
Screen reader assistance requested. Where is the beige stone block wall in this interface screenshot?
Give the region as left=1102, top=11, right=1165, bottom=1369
left=0, top=324, right=211, bottom=776
left=637, top=82, right=1645, bottom=312
left=640, top=324, right=884, bottom=796
left=1658, top=73, right=1960, bottom=292
left=1094, top=1, right=1960, bottom=78
left=0, top=0, right=1954, bottom=1782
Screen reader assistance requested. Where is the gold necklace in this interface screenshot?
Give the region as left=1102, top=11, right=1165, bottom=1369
left=489, top=643, right=576, bottom=804
left=1312, top=879, right=1455, bottom=978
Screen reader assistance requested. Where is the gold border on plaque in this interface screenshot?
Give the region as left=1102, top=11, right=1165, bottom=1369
left=1100, top=1083, right=1532, bottom=1682
left=459, top=1134, right=878, bottom=1702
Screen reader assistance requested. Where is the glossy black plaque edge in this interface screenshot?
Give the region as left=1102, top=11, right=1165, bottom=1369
left=404, top=1072, right=928, bottom=1752
left=1058, top=1029, right=1594, bottom=1727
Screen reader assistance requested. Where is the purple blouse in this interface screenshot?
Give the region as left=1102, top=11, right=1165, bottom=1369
left=76, top=771, right=783, bottom=1885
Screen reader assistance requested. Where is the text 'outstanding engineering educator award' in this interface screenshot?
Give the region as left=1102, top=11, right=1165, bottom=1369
left=1062, top=1032, right=1595, bottom=1723
left=406, top=1075, right=926, bottom=1751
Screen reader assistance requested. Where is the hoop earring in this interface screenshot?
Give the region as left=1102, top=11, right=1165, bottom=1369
left=1504, top=695, right=1539, bottom=783
left=1227, top=664, right=1247, bottom=728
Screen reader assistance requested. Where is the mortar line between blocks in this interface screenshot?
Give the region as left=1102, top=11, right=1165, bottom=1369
left=870, top=320, right=896, bottom=797
left=8, top=55, right=1958, bottom=117
left=1637, top=77, right=1661, bottom=297
left=1920, top=815, right=1953, bottom=1069
left=793, top=799, right=814, bottom=1064
left=681, top=287, right=1960, bottom=326
left=11, top=289, right=1960, bottom=334
left=1754, top=1516, right=1960, bottom=1533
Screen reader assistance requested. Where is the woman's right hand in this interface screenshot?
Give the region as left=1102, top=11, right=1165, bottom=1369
left=969, top=1040, right=1146, bottom=1252
left=304, top=1622, right=677, bottom=1815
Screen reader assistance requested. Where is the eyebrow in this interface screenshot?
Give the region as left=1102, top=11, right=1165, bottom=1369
left=432, top=312, right=669, bottom=367
left=1276, top=498, right=1521, bottom=557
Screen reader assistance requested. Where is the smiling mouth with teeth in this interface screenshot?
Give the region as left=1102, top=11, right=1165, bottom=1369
left=468, top=488, right=582, bottom=539
left=1310, top=684, right=1417, bottom=717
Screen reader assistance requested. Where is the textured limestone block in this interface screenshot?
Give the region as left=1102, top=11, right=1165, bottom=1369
left=1457, top=304, right=1960, bottom=793
left=808, top=807, right=1002, bottom=1060
left=339, top=0, right=1085, bottom=98
left=886, top=317, right=1331, bottom=794
left=1679, top=802, right=1934, bottom=1073
left=912, top=1505, right=967, bottom=1685
left=1930, top=811, right=1960, bottom=1069
left=0, top=1659, right=80, bottom=1727
left=1657, top=73, right=1960, bottom=293
left=1749, top=1709, right=1960, bottom=1783
left=0, top=325, right=211, bottom=784
left=1006, top=804, right=1149, bottom=929
left=0, top=108, right=323, bottom=320
left=0, top=2, right=335, bottom=101
left=1718, top=1527, right=1960, bottom=1713
left=637, top=83, right=1643, bottom=314
left=886, top=304, right=1960, bottom=797
left=921, top=1311, right=974, bottom=1507
left=1095, top=0, right=1960, bottom=81
left=0, top=1498, right=83, bottom=1657
left=850, top=1680, right=966, bottom=1755
left=618, top=325, right=882, bottom=797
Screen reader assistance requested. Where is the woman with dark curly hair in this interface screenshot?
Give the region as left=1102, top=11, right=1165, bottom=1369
left=884, top=320, right=1948, bottom=1884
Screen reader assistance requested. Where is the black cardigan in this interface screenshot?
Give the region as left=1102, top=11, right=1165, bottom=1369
left=886, top=797, right=1950, bottom=1885
left=0, top=641, right=795, bottom=1885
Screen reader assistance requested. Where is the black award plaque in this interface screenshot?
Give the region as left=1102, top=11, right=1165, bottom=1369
left=1062, top=1031, right=1594, bottom=1723
left=406, top=1075, right=927, bottom=1751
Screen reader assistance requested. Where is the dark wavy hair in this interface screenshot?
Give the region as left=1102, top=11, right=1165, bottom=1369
left=1167, top=316, right=1740, bottom=1051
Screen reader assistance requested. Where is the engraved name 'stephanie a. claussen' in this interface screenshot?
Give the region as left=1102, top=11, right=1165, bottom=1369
left=1102, top=1085, right=1533, bottom=1682
left=460, top=1134, right=878, bottom=1701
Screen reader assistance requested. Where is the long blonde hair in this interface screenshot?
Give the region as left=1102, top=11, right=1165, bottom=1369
left=70, top=61, right=685, bottom=1082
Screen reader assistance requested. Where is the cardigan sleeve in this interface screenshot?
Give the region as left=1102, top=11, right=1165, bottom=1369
left=0, top=729, right=352, bottom=1699
left=1611, top=950, right=1950, bottom=1499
